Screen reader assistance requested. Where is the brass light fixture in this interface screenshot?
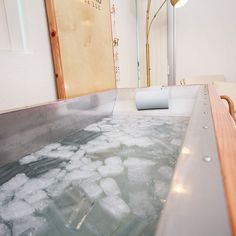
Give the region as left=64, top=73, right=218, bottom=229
left=146, top=0, right=188, bottom=87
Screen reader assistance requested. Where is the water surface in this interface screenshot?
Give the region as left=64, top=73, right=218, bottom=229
left=0, top=115, right=189, bottom=236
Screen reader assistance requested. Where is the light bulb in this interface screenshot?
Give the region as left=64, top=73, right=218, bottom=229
left=174, top=0, right=188, bottom=8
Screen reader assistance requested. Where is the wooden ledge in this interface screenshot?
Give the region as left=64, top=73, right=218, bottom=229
left=208, top=85, right=236, bottom=236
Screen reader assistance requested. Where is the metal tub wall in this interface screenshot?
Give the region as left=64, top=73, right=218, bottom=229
left=0, top=90, right=117, bottom=166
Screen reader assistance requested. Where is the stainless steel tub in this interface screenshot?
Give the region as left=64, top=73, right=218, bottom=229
left=0, top=86, right=232, bottom=236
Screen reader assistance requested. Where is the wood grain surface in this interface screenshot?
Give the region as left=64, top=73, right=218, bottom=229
left=44, top=0, right=66, bottom=99
left=208, top=85, right=236, bottom=236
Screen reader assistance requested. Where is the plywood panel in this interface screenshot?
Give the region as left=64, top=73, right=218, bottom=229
left=53, top=0, right=116, bottom=98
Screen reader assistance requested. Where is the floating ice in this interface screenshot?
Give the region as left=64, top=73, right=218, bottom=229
left=0, top=115, right=189, bottom=235
left=46, top=180, right=70, bottom=197
left=12, top=215, right=45, bottom=236
left=154, top=180, right=169, bottom=199
left=19, top=154, right=41, bottom=165
left=120, top=137, right=153, bottom=148
left=127, top=167, right=151, bottom=184
left=84, top=123, right=101, bottom=132
left=87, top=139, right=107, bottom=147
left=0, top=173, right=29, bottom=192
left=158, top=166, right=174, bottom=180
left=80, top=160, right=103, bottom=171
left=171, top=139, right=182, bottom=146
left=43, top=143, right=61, bottom=151
left=57, top=145, right=78, bottom=151
left=33, top=199, right=51, bottom=212
left=86, top=142, right=120, bottom=154
left=99, top=196, right=130, bottom=219
left=55, top=170, right=67, bottom=180
left=80, top=173, right=102, bottom=186
left=24, top=190, right=48, bottom=204
left=100, top=178, right=121, bottom=196
left=44, top=150, right=75, bottom=160
left=0, top=190, right=13, bottom=206
left=0, top=200, right=35, bottom=221
left=65, top=170, right=99, bottom=181
left=0, top=224, right=11, bottom=236
left=98, top=165, right=124, bottom=177
left=35, top=143, right=61, bottom=156
left=124, top=158, right=156, bottom=167
left=81, top=157, right=92, bottom=165
left=40, top=168, right=61, bottom=179
left=66, top=160, right=83, bottom=171
left=105, top=156, right=122, bottom=166
left=80, top=182, right=103, bottom=199
left=16, top=178, right=54, bottom=199
left=100, top=124, right=113, bottom=132
left=129, top=192, right=156, bottom=218
left=71, top=150, right=86, bottom=160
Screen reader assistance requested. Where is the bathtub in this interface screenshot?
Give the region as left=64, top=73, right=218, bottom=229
left=0, top=85, right=234, bottom=236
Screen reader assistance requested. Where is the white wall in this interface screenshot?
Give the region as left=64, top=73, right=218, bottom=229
left=175, top=0, right=236, bottom=83
left=111, top=0, right=168, bottom=88
left=137, top=0, right=168, bottom=87
left=0, top=0, right=56, bottom=112
left=111, top=0, right=138, bottom=88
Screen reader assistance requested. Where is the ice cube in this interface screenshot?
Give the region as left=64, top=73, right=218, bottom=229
left=33, top=199, right=51, bottom=212
left=154, top=180, right=169, bottom=199
left=57, top=145, right=78, bottom=151
left=86, top=142, right=120, bottom=154
left=170, top=139, right=182, bottom=146
left=44, top=150, right=74, bottom=160
left=105, top=156, right=122, bottom=166
left=24, top=190, right=48, bottom=204
left=124, top=158, right=156, bottom=167
left=120, top=137, right=153, bottom=147
left=43, top=143, right=61, bottom=151
left=100, top=178, right=121, bottom=196
left=16, top=178, right=54, bottom=199
left=55, top=170, right=67, bottom=180
left=0, top=224, right=11, bottom=236
left=84, top=123, right=101, bottom=132
left=129, top=192, right=156, bottom=218
left=0, top=173, right=29, bottom=192
left=0, top=200, right=35, bottom=221
left=19, top=154, right=41, bottom=165
left=158, top=166, right=174, bottom=180
left=80, top=182, right=103, bottom=199
left=81, top=157, right=92, bottom=164
left=99, top=196, right=130, bottom=219
left=12, top=215, right=45, bottom=236
left=80, top=160, right=103, bottom=171
left=65, top=170, right=99, bottom=181
left=40, top=168, right=61, bottom=179
left=0, top=190, right=13, bottom=206
left=80, top=173, right=102, bottom=186
left=97, top=165, right=124, bottom=177
left=71, top=150, right=86, bottom=160
left=127, top=167, right=151, bottom=184
left=66, top=160, right=83, bottom=171
left=46, top=180, right=70, bottom=197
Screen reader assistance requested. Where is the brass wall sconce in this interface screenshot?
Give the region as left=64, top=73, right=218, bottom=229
left=146, top=0, right=188, bottom=87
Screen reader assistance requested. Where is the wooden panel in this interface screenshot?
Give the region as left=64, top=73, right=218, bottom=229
left=208, top=85, right=236, bottom=235
left=44, top=0, right=66, bottom=99
left=53, top=0, right=116, bottom=98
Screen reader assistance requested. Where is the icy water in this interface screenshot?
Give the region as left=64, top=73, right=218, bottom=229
left=0, top=115, right=189, bottom=236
